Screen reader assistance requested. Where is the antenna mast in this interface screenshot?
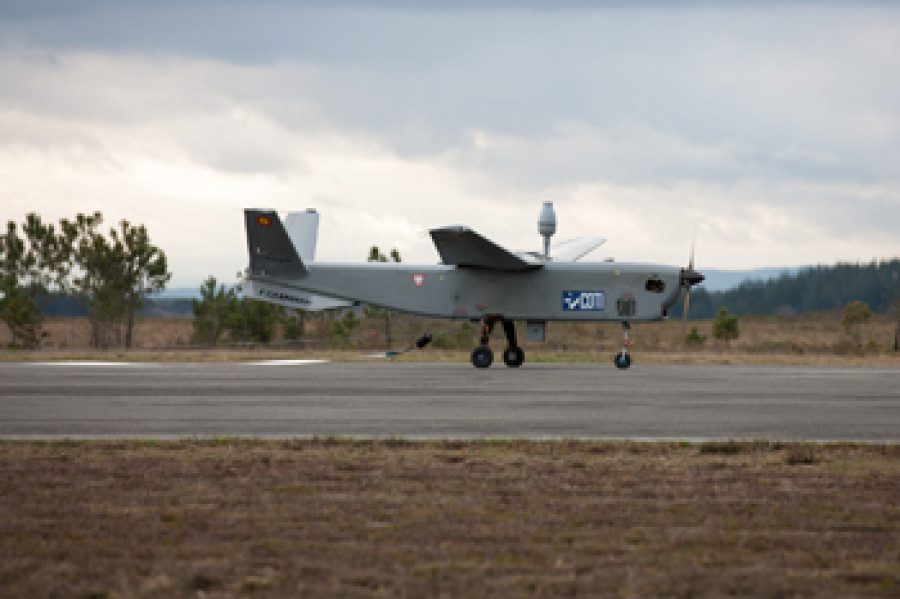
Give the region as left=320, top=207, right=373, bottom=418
left=538, top=201, right=557, bottom=259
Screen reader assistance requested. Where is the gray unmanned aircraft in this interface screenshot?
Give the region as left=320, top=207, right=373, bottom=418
left=244, top=203, right=704, bottom=369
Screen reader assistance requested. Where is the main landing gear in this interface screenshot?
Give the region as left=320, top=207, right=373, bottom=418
left=470, top=316, right=633, bottom=369
left=471, top=314, right=524, bottom=369
left=614, top=321, right=632, bottom=369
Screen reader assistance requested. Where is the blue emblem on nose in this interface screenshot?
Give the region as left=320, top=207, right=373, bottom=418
left=562, top=291, right=605, bottom=311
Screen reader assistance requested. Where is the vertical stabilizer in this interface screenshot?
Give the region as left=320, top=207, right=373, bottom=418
left=244, top=209, right=307, bottom=277
left=284, top=209, right=320, bottom=263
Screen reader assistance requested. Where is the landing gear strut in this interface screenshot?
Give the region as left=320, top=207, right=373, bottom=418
left=614, top=321, right=632, bottom=369
left=471, top=314, right=524, bottom=368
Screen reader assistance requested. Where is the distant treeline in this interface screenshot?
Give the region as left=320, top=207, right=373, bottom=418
left=38, top=294, right=193, bottom=318
left=673, top=259, right=900, bottom=319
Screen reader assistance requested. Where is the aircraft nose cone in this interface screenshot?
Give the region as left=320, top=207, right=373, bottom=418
left=681, top=268, right=704, bottom=287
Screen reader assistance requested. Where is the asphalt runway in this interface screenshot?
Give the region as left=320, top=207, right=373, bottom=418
left=1, top=361, right=898, bottom=441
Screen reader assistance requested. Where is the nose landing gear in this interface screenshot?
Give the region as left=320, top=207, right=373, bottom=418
left=471, top=314, right=525, bottom=368
left=614, top=321, right=632, bottom=369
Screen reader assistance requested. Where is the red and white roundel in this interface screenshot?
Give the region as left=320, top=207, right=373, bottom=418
left=412, top=274, right=426, bottom=288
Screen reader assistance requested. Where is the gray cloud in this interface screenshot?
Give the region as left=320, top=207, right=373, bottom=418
left=0, top=1, right=898, bottom=285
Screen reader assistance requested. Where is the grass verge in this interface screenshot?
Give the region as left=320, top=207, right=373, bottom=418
left=2, top=347, right=900, bottom=367
left=2, top=440, right=898, bottom=598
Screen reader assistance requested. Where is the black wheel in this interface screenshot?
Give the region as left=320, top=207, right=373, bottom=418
left=471, top=346, right=494, bottom=369
left=614, top=352, right=632, bottom=369
left=502, top=346, right=525, bottom=368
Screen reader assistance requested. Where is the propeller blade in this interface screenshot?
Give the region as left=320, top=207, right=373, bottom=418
left=680, top=232, right=704, bottom=289
left=681, top=227, right=701, bottom=327
left=689, top=226, right=696, bottom=271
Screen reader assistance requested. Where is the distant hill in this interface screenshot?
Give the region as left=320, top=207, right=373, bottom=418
left=699, top=267, right=809, bottom=292
left=37, top=293, right=89, bottom=317
left=155, top=287, right=202, bottom=299
left=138, top=298, right=193, bottom=318
left=673, top=259, right=900, bottom=319
left=38, top=293, right=193, bottom=318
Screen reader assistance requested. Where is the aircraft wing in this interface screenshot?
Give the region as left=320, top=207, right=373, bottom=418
left=429, top=226, right=542, bottom=271
left=551, top=235, right=607, bottom=262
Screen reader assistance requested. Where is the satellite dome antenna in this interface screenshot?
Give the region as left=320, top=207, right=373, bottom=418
left=538, top=201, right=557, bottom=259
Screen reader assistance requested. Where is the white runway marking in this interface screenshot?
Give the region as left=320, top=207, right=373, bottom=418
left=26, top=360, right=332, bottom=367
left=28, top=361, right=156, bottom=367
left=250, top=359, right=330, bottom=366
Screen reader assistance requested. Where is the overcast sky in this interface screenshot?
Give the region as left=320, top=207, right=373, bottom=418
left=1, top=1, right=898, bottom=287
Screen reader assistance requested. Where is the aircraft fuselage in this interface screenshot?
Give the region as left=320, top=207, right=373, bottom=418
left=252, top=260, right=683, bottom=322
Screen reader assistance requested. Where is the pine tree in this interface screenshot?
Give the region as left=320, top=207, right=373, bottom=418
left=365, top=245, right=401, bottom=346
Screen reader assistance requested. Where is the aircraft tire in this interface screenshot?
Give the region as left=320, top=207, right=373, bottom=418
left=502, top=347, right=525, bottom=368
left=471, top=346, right=494, bottom=369
left=614, top=353, right=632, bottom=369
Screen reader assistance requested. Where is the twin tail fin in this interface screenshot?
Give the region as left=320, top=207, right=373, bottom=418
left=244, top=209, right=307, bottom=277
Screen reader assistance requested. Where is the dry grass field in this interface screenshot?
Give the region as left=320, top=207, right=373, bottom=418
left=1, top=440, right=898, bottom=598
left=2, top=312, right=899, bottom=366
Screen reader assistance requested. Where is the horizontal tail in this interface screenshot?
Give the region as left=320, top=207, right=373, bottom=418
left=246, top=279, right=351, bottom=311
left=245, top=209, right=307, bottom=278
